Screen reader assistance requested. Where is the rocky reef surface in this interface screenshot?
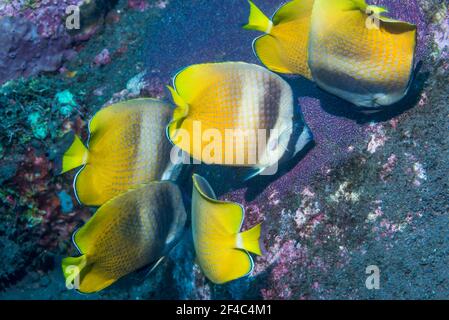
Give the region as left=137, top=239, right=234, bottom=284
left=0, top=0, right=447, bottom=299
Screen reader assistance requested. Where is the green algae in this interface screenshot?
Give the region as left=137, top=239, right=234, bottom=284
left=0, top=76, right=84, bottom=149
left=55, top=90, right=78, bottom=117
left=27, top=112, right=48, bottom=140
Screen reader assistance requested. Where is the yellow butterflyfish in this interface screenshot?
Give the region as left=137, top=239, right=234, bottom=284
left=243, top=0, right=315, bottom=79
left=62, top=181, right=187, bottom=294
left=167, top=62, right=313, bottom=179
left=308, top=0, right=417, bottom=108
left=244, top=0, right=417, bottom=109
left=191, top=174, right=262, bottom=284
left=61, top=98, right=179, bottom=206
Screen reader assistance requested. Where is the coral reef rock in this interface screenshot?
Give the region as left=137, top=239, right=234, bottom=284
left=0, top=17, right=74, bottom=85
left=69, top=0, right=119, bottom=41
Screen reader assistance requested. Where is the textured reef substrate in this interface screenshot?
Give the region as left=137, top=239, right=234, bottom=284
left=0, top=0, right=448, bottom=299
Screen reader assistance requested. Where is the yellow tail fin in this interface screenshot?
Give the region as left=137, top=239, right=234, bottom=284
left=62, top=255, right=88, bottom=290
left=237, top=224, right=262, bottom=256
left=243, top=1, right=273, bottom=34
left=63, top=253, right=118, bottom=293
left=61, top=135, right=88, bottom=174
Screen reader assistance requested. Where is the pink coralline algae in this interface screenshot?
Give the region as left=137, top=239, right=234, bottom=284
left=0, top=1, right=122, bottom=83
left=431, top=8, right=449, bottom=60
left=0, top=0, right=83, bottom=38
left=404, top=153, right=428, bottom=187
left=366, top=205, right=384, bottom=223
left=192, top=266, right=212, bottom=300
left=380, top=154, right=398, bottom=181
left=256, top=237, right=332, bottom=300
left=418, top=92, right=429, bottom=107
left=128, top=0, right=150, bottom=12
left=103, top=72, right=166, bottom=106
left=368, top=205, right=423, bottom=240
left=9, top=147, right=90, bottom=250
left=256, top=239, right=305, bottom=299
left=411, top=162, right=428, bottom=187
left=366, top=124, right=388, bottom=154
left=93, top=48, right=112, bottom=66
left=150, top=0, right=170, bottom=9
left=294, top=188, right=321, bottom=230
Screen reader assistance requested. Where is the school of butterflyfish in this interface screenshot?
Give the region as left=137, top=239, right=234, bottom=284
left=60, top=0, right=417, bottom=293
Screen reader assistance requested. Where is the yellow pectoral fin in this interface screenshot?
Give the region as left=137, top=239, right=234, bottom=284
left=237, top=224, right=262, bottom=256
left=61, top=135, right=88, bottom=174
left=243, top=0, right=273, bottom=34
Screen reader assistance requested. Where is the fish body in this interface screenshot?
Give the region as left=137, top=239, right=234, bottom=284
left=244, top=0, right=314, bottom=79
left=62, top=98, right=177, bottom=206
left=308, top=0, right=417, bottom=108
left=62, top=181, right=187, bottom=294
left=167, top=62, right=312, bottom=177
left=244, top=0, right=417, bottom=109
left=191, top=174, right=262, bottom=284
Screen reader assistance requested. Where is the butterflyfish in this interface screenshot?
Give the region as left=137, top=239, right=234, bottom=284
left=308, top=0, right=417, bottom=108
left=191, top=174, right=262, bottom=284
left=62, top=181, right=187, bottom=294
left=167, top=62, right=313, bottom=179
left=244, top=0, right=417, bottom=109
left=61, top=98, right=178, bottom=206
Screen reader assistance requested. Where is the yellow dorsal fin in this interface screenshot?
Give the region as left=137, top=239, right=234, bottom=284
left=237, top=224, right=262, bottom=256
left=192, top=174, right=244, bottom=234
left=243, top=0, right=273, bottom=34
left=272, top=0, right=314, bottom=24
left=61, top=135, right=88, bottom=174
